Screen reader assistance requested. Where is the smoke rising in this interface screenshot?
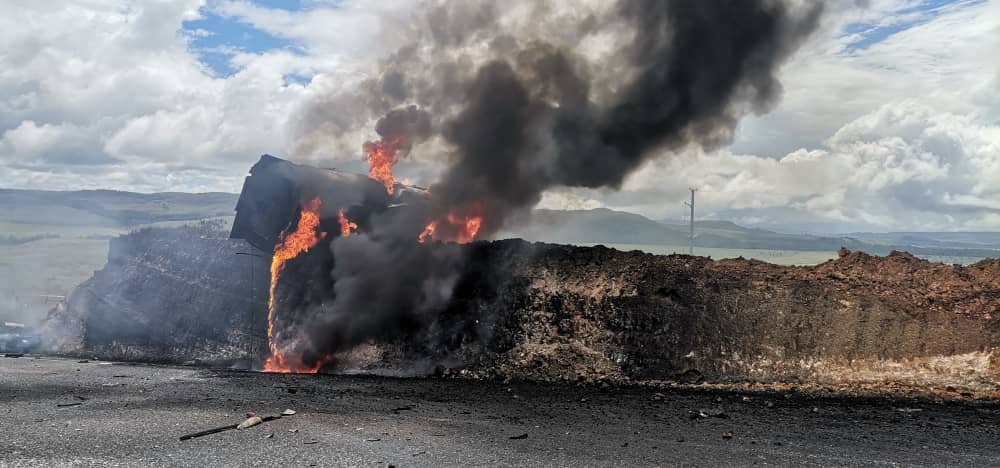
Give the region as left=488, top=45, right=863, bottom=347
left=278, top=0, right=823, bottom=363
left=431, top=0, right=823, bottom=233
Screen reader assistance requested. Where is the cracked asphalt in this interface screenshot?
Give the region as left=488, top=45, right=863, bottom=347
left=2, top=356, right=1000, bottom=467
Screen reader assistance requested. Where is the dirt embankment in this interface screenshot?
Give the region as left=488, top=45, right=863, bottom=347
left=45, top=224, right=268, bottom=364
left=49, top=228, right=1000, bottom=391
left=452, top=242, right=1000, bottom=389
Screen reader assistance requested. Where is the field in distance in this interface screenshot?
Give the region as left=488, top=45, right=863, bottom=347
left=574, top=243, right=839, bottom=266
left=572, top=243, right=992, bottom=266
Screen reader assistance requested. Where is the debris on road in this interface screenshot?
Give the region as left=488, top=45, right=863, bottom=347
left=689, top=409, right=728, bottom=420
left=2, top=353, right=24, bottom=358
left=264, top=433, right=274, bottom=439
left=365, top=438, right=381, bottom=442
left=56, top=402, right=82, bottom=408
left=652, top=392, right=665, bottom=401
left=180, top=423, right=239, bottom=441
left=281, top=409, right=296, bottom=416
left=303, top=440, right=319, bottom=445
left=237, top=416, right=263, bottom=429
left=180, top=412, right=291, bottom=441
left=722, top=432, right=734, bottom=440
left=509, top=433, right=528, bottom=440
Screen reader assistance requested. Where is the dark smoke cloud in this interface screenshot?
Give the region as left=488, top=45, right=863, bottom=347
left=282, top=0, right=823, bottom=363
left=303, top=232, right=464, bottom=357
left=431, top=0, right=823, bottom=234
left=374, top=105, right=432, bottom=142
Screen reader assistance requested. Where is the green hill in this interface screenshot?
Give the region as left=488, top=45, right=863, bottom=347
left=0, top=189, right=238, bottom=227
left=504, top=208, right=1000, bottom=258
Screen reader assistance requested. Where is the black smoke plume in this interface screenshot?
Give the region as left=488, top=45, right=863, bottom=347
left=281, top=0, right=823, bottom=364
left=430, top=0, right=823, bottom=233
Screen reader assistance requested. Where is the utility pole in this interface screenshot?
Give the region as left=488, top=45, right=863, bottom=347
left=683, top=188, right=696, bottom=255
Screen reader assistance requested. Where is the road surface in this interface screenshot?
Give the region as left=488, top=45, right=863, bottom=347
left=2, top=356, right=999, bottom=467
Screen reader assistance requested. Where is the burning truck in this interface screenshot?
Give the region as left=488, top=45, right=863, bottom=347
left=228, top=150, right=466, bottom=373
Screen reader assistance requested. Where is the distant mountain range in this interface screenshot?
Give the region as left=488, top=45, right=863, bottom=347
left=1, top=188, right=997, bottom=258
left=0, top=188, right=238, bottom=227
left=504, top=208, right=1000, bottom=258
left=843, top=232, right=1000, bottom=251
left=505, top=208, right=849, bottom=250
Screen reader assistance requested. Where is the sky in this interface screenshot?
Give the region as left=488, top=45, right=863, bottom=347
left=1, top=0, right=998, bottom=233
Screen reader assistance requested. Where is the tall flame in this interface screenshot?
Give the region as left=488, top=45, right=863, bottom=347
left=338, top=209, right=357, bottom=236
left=263, top=197, right=328, bottom=373
left=364, top=135, right=406, bottom=194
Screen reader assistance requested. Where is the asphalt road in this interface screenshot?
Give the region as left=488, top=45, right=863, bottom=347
left=2, top=356, right=1000, bottom=467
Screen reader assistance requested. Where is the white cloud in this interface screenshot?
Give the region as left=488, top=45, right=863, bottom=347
left=213, top=0, right=418, bottom=59
left=613, top=100, right=1000, bottom=231
left=1, top=120, right=110, bottom=165
left=0, top=0, right=329, bottom=192
left=732, top=0, right=1000, bottom=157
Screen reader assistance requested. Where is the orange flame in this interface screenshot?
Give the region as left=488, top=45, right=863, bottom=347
left=418, top=204, right=485, bottom=244
left=338, top=209, right=357, bottom=237
left=364, top=135, right=406, bottom=194
left=360, top=131, right=484, bottom=244
left=263, top=197, right=328, bottom=373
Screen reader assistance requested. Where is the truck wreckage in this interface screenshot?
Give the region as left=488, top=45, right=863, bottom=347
left=229, top=154, right=429, bottom=252
left=46, top=155, right=1000, bottom=392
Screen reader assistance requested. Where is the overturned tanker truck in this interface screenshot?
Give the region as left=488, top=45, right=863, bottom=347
left=228, top=154, right=453, bottom=374
left=230, top=154, right=428, bottom=252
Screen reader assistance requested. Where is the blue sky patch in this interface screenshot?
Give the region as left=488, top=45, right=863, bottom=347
left=843, top=0, right=982, bottom=53
left=183, top=5, right=303, bottom=77
left=283, top=73, right=312, bottom=87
